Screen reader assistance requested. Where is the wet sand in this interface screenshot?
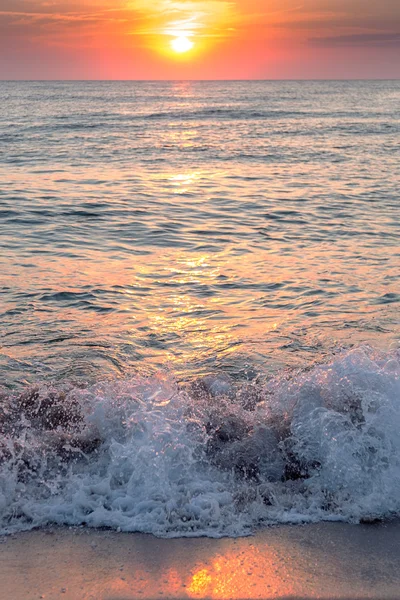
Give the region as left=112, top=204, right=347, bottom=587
left=1, top=522, right=400, bottom=600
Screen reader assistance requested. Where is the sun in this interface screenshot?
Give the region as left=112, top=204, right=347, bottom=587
left=170, top=36, right=194, bottom=54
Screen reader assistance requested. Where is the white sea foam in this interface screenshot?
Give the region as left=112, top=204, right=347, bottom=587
left=1, top=346, right=400, bottom=537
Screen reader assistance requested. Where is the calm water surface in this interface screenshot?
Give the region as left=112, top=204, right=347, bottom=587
left=0, top=81, right=399, bottom=536
left=1, top=80, right=399, bottom=386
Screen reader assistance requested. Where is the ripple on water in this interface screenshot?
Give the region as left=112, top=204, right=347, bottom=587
left=0, top=80, right=399, bottom=385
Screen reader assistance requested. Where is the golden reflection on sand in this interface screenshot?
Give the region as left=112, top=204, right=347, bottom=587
left=189, top=568, right=213, bottom=595
left=94, top=543, right=295, bottom=599
left=3, top=525, right=400, bottom=600
left=186, top=545, right=293, bottom=599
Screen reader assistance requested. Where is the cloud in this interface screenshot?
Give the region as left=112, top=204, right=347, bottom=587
left=0, top=0, right=237, bottom=44
left=310, top=32, right=400, bottom=46
left=0, top=7, right=129, bottom=32
left=0, top=4, right=140, bottom=45
left=127, top=0, right=236, bottom=38
left=0, top=10, right=108, bottom=23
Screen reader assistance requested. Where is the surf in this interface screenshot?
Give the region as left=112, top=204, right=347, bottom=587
left=1, top=345, right=399, bottom=537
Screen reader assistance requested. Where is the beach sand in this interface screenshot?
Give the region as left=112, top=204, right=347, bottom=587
left=1, top=522, right=399, bottom=600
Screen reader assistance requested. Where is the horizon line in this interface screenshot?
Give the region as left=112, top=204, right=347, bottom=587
left=1, top=78, right=399, bottom=83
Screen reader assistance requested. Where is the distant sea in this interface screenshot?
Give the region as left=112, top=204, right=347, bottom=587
left=0, top=80, right=399, bottom=537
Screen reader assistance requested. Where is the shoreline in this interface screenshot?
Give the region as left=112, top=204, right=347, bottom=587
left=1, top=522, right=400, bottom=599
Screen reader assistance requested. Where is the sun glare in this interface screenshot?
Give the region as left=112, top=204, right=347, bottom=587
left=171, top=36, right=194, bottom=54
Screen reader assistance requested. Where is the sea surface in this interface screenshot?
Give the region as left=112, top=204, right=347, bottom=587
left=0, top=80, right=399, bottom=537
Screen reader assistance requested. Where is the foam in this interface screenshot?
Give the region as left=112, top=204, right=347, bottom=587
left=0, top=345, right=399, bottom=537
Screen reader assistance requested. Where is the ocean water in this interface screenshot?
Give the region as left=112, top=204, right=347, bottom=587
left=0, top=80, right=399, bottom=537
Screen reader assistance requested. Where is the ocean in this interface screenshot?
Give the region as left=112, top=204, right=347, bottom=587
left=0, top=80, right=399, bottom=537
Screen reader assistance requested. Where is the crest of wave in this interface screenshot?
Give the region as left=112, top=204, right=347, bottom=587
left=0, top=345, right=399, bottom=537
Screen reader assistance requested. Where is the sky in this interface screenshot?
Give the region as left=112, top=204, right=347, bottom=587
left=0, top=0, right=399, bottom=79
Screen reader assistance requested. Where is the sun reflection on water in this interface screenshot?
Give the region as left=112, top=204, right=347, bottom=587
left=170, top=172, right=205, bottom=194
left=2, top=115, right=399, bottom=386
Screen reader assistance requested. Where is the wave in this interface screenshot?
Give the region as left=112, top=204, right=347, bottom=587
left=14, top=109, right=315, bottom=134
left=1, top=345, right=399, bottom=537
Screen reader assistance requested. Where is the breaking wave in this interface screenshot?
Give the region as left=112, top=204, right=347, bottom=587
left=1, top=345, right=400, bottom=537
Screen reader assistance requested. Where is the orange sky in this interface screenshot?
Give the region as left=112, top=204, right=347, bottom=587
left=1, top=0, right=399, bottom=79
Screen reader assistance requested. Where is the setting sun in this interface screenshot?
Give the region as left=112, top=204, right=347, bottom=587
left=171, top=36, right=194, bottom=54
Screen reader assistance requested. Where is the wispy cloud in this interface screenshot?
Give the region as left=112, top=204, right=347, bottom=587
left=0, top=4, right=139, bottom=45
left=0, top=1, right=238, bottom=43
left=310, top=32, right=400, bottom=46
left=0, top=10, right=117, bottom=23
left=127, top=0, right=236, bottom=38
